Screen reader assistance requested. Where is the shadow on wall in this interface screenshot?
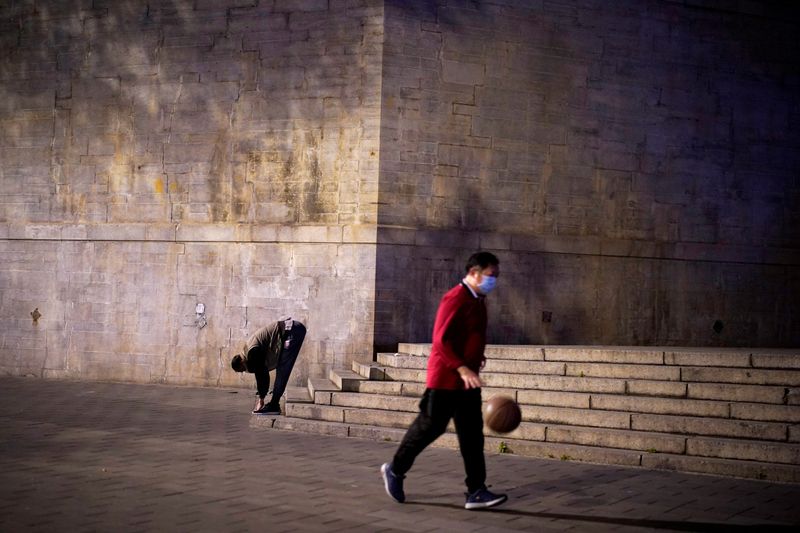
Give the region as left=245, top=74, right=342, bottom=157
left=373, top=0, right=800, bottom=350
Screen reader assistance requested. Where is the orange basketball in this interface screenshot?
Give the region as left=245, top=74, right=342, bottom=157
left=484, top=395, right=521, bottom=433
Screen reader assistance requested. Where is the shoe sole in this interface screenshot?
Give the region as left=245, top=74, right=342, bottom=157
left=465, top=495, right=508, bottom=510
left=380, top=463, right=405, bottom=504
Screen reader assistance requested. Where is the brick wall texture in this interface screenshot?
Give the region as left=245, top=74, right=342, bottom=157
left=1, top=0, right=798, bottom=385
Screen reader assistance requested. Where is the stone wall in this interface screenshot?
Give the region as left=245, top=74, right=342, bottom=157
left=1, top=1, right=798, bottom=388
left=374, top=0, right=800, bottom=349
left=0, top=0, right=383, bottom=386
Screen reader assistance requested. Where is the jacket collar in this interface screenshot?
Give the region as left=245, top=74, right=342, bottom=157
left=460, top=280, right=481, bottom=299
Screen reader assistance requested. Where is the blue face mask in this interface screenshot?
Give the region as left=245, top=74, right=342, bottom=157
left=477, top=275, right=497, bottom=294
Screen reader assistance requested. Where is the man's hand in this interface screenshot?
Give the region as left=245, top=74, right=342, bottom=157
left=457, top=366, right=482, bottom=389
left=253, top=397, right=265, bottom=413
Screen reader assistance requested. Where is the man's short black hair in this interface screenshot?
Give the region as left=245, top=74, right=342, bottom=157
left=465, top=251, right=499, bottom=273
left=231, top=354, right=246, bottom=372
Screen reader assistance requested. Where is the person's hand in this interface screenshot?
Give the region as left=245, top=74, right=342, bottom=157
left=457, top=366, right=482, bottom=389
left=253, top=398, right=265, bottom=413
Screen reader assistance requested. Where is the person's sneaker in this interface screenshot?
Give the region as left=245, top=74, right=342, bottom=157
left=255, top=403, right=281, bottom=415
left=464, top=486, right=507, bottom=510
left=380, top=463, right=405, bottom=503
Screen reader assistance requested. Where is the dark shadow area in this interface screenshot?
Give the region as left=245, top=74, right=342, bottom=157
left=373, top=0, right=800, bottom=350
left=409, top=501, right=796, bottom=532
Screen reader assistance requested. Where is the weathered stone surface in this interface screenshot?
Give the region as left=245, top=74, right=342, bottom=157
left=686, top=436, right=800, bottom=465
left=688, top=383, right=787, bottom=404
left=523, top=406, right=630, bottom=430
left=631, top=413, right=788, bottom=441
left=2, top=0, right=800, bottom=390
left=546, top=426, right=686, bottom=455
left=641, top=453, right=800, bottom=483
left=591, top=394, right=730, bottom=418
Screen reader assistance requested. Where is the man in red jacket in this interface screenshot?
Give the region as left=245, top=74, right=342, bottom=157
left=381, top=252, right=507, bottom=510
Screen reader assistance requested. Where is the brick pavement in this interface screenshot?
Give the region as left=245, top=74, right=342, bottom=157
left=0, top=376, right=798, bottom=532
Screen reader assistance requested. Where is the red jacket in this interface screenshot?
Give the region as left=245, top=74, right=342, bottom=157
left=426, top=282, right=488, bottom=389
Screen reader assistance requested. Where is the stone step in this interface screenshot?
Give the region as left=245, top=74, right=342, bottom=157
left=630, top=413, right=790, bottom=441
left=681, top=367, right=800, bottom=386
left=286, top=386, right=312, bottom=403
left=287, top=402, right=549, bottom=441
left=360, top=360, right=800, bottom=403
left=639, top=451, right=800, bottom=483
left=587, top=393, right=730, bottom=418
left=286, top=344, right=800, bottom=483
left=396, top=344, right=800, bottom=370
left=307, top=378, right=797, bottom=442
left=329, top=369, right=367, bottom=392
left=286, top=400, right=800, bottom=462
left=329, top=391, right=420, bottom=412
left=544, top=424, right=686, bottom=454
left=686, top=382, right=789, bottom=404
left=252, top=413, right=800, bottom=483
left=686, top=435, right=800, bottom=465
left=354, top=380, right=425, bottom=397
left=307, top=378, right=338, bottom=400
left=352, top=361, right=426, bottom=382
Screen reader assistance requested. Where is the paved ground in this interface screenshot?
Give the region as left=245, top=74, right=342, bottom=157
left=0, top=376, right=798, bottom=532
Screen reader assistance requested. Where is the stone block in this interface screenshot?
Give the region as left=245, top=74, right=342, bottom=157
left=356, top=381, right=403, bottom=395
left=687, top=436, right=800, bottom=465
left=176, top=224, right=237, bottom=242
left=491, top=438, right=642, bottom=466
left=524, top=405, right=630, bottom=429
left=277, top=225, right=343, bottom=243
left=517, top=390, right=590, bottom=408
left=731, top=403, right=800, bottom=423
left=664, top=350, right=751, bottom=367
left=565, top=363, right=680, bottom=381
left=626, top=380, right=687, bottom=398
left=547, top=425, right=686, bottom=454
left=640, top=453, right=800, bottom=483
left=375, top=353, right=425, bottom=369
left=682, top=367, right=800, bottom=386
left=631, top=413, right=788, bottom=441
left=348, top=425, right=407, bottom=443
left=331, top=392, right=418, bottom=412
left=344, top=408, right=415, bottom=429
left=287, top=403, right=344, bottom=422
left=86, top=224, right=147, bottom=241
left=329, top=369, right=366, bottom=391
left=486, top=421, right=546, bottom=442
left=688, top=383, right=786, bottom=404
left=544, top=347, right=664, bottom=365
left=752, top=353, right=800, bottom=369
left=441, top=59, right=485, bottom=86
left=273, top=416, right=349, bottom=437
left=592, top=394, right=729, bottom=417
left=484, top=360, right=565, bottom=375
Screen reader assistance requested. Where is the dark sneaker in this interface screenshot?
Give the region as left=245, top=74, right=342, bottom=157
left=380, top=463, right=405, bottom=503
left=254, top=403, right=281, bottom=415
left=464, top=486, right=507, bottom=510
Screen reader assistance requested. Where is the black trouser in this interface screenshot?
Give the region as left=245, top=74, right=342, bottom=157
left=392, top=387, right=486, bottom=494
left=267, top=323, right=306, bottom=404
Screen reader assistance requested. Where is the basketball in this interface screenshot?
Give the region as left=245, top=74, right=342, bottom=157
left=484, top=395, right=521, bottom=433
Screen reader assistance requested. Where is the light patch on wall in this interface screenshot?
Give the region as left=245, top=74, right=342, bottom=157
left=154, top=177, right=165, bottom=194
